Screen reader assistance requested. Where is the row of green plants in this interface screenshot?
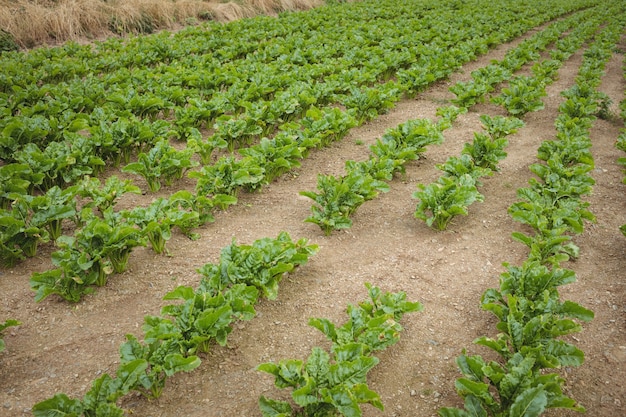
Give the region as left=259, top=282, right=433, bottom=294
left=300, top=115, right=449, bottom=235
left=406, top=6, right=615, bottom=231
left=2, top=1, right=577, bottom=287
left=0, top=2, right=601, bottom=294
left=27, top=187, right=217, bottom=302
left=449, top=6, right=607, bottom=116
left=0, top=0, right=574, bottom=272
left=257, top=283, right=421, bottom=417
left=32, top=232, right=319, bottom=416
left=413, top=115, right=524, bottom=230
left=5, top=106, right=360, bottom=304
left=0, top=0, right=594, bottom=91
left=492, top=12, right=607, bottom=117
left=0, top=1, right=594, bottom=189
left=439, top=13, right=626, bottom=415
left=0, top=0, right=571, bottom=163
left=0, top=105, right=351, bottom=266
left=414, top=1, right=621, bottom=232
left=299, top=0, right=600, bottom=235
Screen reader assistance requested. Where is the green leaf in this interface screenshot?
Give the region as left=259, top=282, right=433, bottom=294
left=305, top=347, right=330, bottom=385
left=163, top=353, right=201, bottom=376
left=32, top=393, right=83, bottom=417
left=464, top=395, right=489, bottom=417
left=509, top=387, right=548, bottom=417
left=351, top=383, right=384, bottom=411
left=324, top=384, right=362, bottom=417
left=560, top=300, right=594, bottom=322
left=82, top=374, right=123, bottom=412
left=115, top=358, right=149, bottom=394
left=258, top=360, right=303, bottom=389
left=454, top=378, right=496, bottom=408
left=456, top=354, right=486, bottom=382
left=258, top=396, right=293, bottom=417
left=544, top=339, right=585, bottom=367
left=292, top=376, right=320, bottom=407
left=308, top=318, right=337, bottom=343
left=328, top=355, right=379, bottom=386
left=92, top=402, right=125, bottom=417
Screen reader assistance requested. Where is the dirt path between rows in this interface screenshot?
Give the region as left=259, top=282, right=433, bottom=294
left=1, top=20, right=625, bottom=417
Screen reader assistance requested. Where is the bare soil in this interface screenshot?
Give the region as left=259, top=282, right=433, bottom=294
left=0, top=26, right=624, bottom=417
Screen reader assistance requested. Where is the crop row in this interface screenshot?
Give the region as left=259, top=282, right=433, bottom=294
left=31, top=232, right=422, bottom=417
left=440, top=9, right=626, bottom=416
left=298, top=2, right=611, bottom=236
left=32, top=232, right=319, bottom=416
left=0, top=1, right=622, bottom=415
left=1, top=1, right=600, bottom=302
left=413, top=115, right=523, bottom=230
left=0, top=0, right=577, bottom=161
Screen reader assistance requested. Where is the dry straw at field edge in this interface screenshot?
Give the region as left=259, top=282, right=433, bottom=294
left=0, top=0, right=324, bottom=49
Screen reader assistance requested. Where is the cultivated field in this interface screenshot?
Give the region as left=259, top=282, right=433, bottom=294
left=0, top=1, right=625, bottom=416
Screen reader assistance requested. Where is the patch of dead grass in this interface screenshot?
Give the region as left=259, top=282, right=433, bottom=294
left=0, top=0, right=325, bottom=49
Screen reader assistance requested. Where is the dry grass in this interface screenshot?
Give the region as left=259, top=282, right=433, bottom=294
left=0, top=0, right=325, bottom=49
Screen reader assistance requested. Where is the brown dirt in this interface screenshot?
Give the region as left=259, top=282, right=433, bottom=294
left=0, top=26, right=625, bottom=417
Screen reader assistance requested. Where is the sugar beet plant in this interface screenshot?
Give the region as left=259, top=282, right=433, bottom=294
left=33, top=232, right=318, bottom=416
left=30, top=208, right=147, bottom=302
left=257, top=283, right=422, bottom=417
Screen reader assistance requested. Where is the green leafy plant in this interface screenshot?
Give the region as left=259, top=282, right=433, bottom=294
left=461, top=132, right=508, bottom=172
left=0, top=163, right=43, bottom=209
left=119, top=334, right=201, bottom=399
left=187, top=132, right=228, bottom=165
left=301, top=171, right=389, bottom=236
left=449, top=79, right=493, bottom=108
left=212, top=115, right=264, bottom=152
left=301, top=107, right=358, bottom=148
left=146, top=283, right=258, bottom=355
left=439, top=351, right=584, bottom=417
left=509, top=186, right=595, bottom=237
left=239, top=135, right=304, bottom=184
left=479, top=115, right=525, bottom=140
left=258, top=283, right=422, bottom=417
left=190, top=155, right=264, bottom=199
left=440, top=260, right=593, bottom=417
left=76, top=176, right=141, bottom=213
left=339, top=84, right=401, bottom=124
left=126, top=198, right=174, bottom=254
left=0, top=200, right=49, bottom=266
left=436, top=154, right=492, bottom=185
left=492, top=76, right=547, bottom=116
left=413, top=174, right=484, bottom=231
left=198, top=231, right=318, bottom=299
left=30, top=209, right=146, bottom=302
left=29, top=186, right=78, bottom=240
left=123, top=139, right=197, bottom=192
left=32, top=361, right=147, bottom=417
